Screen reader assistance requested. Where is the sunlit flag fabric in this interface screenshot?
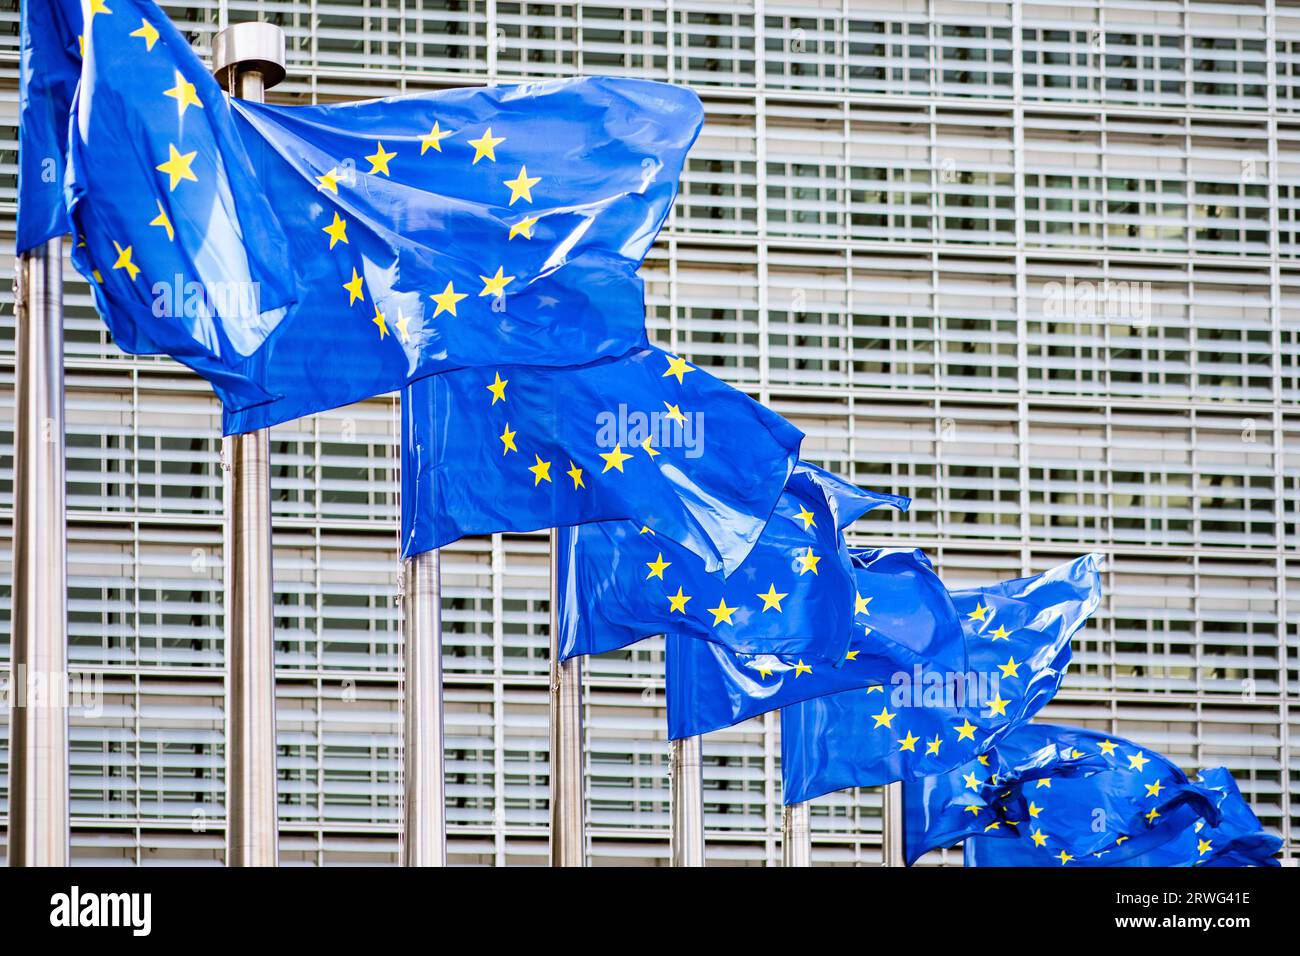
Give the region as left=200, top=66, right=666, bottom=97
left=779, top=553, right=1104, bottom=805
left=1109, top=768, right=1281, bottom=867
left=556, top=464, right=910, bottom=664
left=960, top=725, right=1227, bottom=867
left=664, top=547, right=966, bottom=739
left=65, top=0, right=299, bottom=405
left=400, top=347, right=804, bottom=575
left=17, top=0, right=80, bottom=253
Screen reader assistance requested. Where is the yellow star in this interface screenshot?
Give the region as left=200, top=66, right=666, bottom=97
left=365, top=141, right=397, bottom=176
left=795, top=547, right=820, bottom=576
left=898, top=731, right=920, bottom=753
left=1197, top=838, right=1212, bottom=856
left=707, top=599, right=738, bottom=626
left=420, top=121, right=453, bottom=154
left=925, top=736, right=942, bottom=756
left=1027, top=801, right=1043, bottom=818
left=1128, top=752, right=1150, bottom=772
left=394, top=308, right=412, bottom=343
left=528, top=454, right=552, bottom=485
left=1116, top=835, right=1129, bottom=845
left=663, top=402, right=688, bottom=425
left=666, top=587, right=691, bottom=614
left=1145, top=780, right=1164, bottom=798
left=467, top=127, right=505, bottom=164
left=499, top=423, right=517, bottom=455
left=1145, top=808, right=1160, bottom=824
left=954, top=719, right=977, bottom=741
left=429, top=281, right=467, bottom=317
left=640, top=437, right=660, bottom=458
left=963, top=804, right=983, bottom=817
left=1098, top=739, right=1118, bottom=757
left=87, top=0, right=113, bottom=21
left=757, top=584, right=787, bottom=612
left=111, top=241, right=139, bottom=281
left=754, top=659, right=774, bottom=679
left=486, top=372, right=508, bottom=405
left=977, top=755, right=990, bottom=766
left=316, top=168, right=341, bottom=194
left=662, top=354, right=694, bottom=384
left=343, top=268, right=365, bottom=305
left=163, top=70, right=203, bottom=118
left=156, top=143, right=198, bottom=191
left=844, top=650, right=859, bottom=661
left=793, top=505, right=816, bottom=530
left=371, top=305, right=389, bottom=339
left=130, top=19, right=159, bottom=51
left=509, top=215, right=539, bottom=240
left=566, top=461, right=584, bottom=489
left=503, top=165, right=541, bottom=205
left=640, top=526, right=655, bottom=535
left=988, top=625, right=1011, bottom=641
left=1030, top=829, right=1048, bottom=847
left=967, top=603, right=990, bottom=622
left=478, top=266, right=514, bottom=298
left=645, top=553, right=671, bottom=580
left=872, top=706, right=895, bottom=729
left=600, top=445, right=633, bottom=473
left=997, top=656, right=1020, bottom=679
left=322, top=211, right=349, bottom=248
left=149, top=200, right=174, bottom=242
left=866, top=684, right=884, bottom=693
left=983, top=822, right=1001, bottom=832
left=1036, top=778, right=1052, bottom=789
left=962, top=771, right=982, bottom=792
left=1056, top=851, right=1073, bottom=865
left=854, top=592, right=871, bottom=615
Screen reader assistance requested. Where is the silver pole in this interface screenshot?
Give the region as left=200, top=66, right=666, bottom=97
left=881, top=781, right=906, bottom=867
left=402, top=551, right=446, bottom=866
left=669, top=736, right=705, bottom=866
left=213, top=21, right=286, bottom=868
left=549, top=528, right=584, bottom=866
left=9, top=238, right=69, bottom=867
left=781, top=802, right=811, bottom=867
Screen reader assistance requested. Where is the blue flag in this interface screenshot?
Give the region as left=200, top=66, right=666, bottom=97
left=557, top=464, right=909, bottom=664
left=223, top=75, right=702, bottom=432
left=1110, top=768, right=1281, bottom=867
left=400, top=347, right=803, bottom=575
left=17, top=0, right=80, bottom=253
left=779, top=554, right=1103, bottom=805
left=65, top=0, right=299, bottom=405
left=958, top=724, right=1227, bottom=866
left=664, top=547, right=966, bottom=738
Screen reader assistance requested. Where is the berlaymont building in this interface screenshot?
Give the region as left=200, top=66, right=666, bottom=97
left=1, top=0, right=1298, bottom=866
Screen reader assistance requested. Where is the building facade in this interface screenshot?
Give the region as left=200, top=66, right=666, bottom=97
left=0, top=0, right=1296, bottom=864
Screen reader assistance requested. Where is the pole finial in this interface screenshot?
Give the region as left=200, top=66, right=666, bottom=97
left=212, top=21, right=286, bottom=90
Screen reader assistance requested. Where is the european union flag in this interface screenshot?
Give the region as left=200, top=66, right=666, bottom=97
left=1110, top=768, right=1281, bottom=867
left=959, top=725, right=1226, bottom=866
left=664, top=547, right=965, bottom=739
left=65, top=0, right=299, bottom=404
left=221, top=76, right=702, bottom=432
left=17, top=0, right=80, bottom=253
left=556, top=464, right=909, bottom=663
left=400, top=347, right=803, bottom=574
left=780, top=554, right=1103, bottom=805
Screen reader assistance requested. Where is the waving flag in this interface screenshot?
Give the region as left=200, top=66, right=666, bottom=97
left=557, top=464, right=909, bottom=663
left=959, top=725, right=1226, bottom=866
left=17, top=0, right=80, bottom=253
left=780, top=554, right=1103, bottom=804
left=400, top=347, right=803, bottom=574
left=664, top=548, right=964, bottom=738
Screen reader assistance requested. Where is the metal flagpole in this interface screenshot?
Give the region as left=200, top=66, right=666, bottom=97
left=549, top=528, right=585, bottom=865
left=781, top=802, right=811, bottom=867
left=881, top=781, right=906, bottom=867
left=213, top=21, right=286, bottom=868
left=669, top=736, right=705, bottom=865
left=9, top=238, right=69, bottom=867
left=402, top=550, right=446, bottom=865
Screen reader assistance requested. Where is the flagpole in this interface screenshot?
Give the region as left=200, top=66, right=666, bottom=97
left=8, top=238, right=69, bottom=867
left=669, top=736, right=705, bottom=865
left=402, top=550, right=446, bottom=865
left=213, top=22, right=286, bottom=868
left=881, top=781, right=905, bottom=867
left=549, top=528, right=585, bottom=865
left=781, top=802, right=811, bottom=867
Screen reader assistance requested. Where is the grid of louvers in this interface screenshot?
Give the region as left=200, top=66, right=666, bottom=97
left=0, top=0, right=1295, bottom=865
